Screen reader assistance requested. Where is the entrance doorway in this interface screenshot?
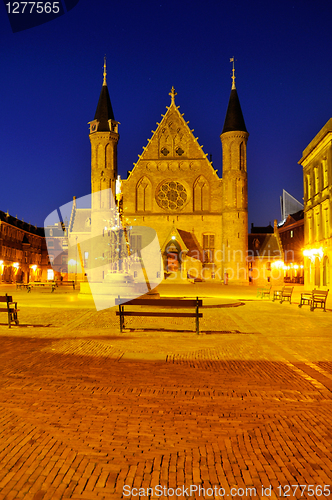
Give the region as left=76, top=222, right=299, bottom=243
left=167, top=252, right=179, bottom=271
left=314, top=257, right=320, bottom=287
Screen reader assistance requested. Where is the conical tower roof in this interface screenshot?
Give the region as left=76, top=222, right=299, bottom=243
left=93, top=58, right=115, bottom=131
left=222, top=87, right=247, bottom=134
left=222, top=59, right=247, bottom=134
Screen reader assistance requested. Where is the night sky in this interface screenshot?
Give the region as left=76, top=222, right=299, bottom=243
left=1, top=0, right=332, bottom=229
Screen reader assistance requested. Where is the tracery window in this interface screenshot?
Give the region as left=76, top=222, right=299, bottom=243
left=156, top=181, right=187, bottom=210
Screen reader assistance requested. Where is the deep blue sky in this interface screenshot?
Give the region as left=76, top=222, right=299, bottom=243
left=1, top=0, right=332, bottom=228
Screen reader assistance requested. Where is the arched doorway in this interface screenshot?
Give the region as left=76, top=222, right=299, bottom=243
left=165, top=241, right=181, bottom=272
left=323, top=256, right=329, bottom=286
left=314, top=257, right=320, bottom=287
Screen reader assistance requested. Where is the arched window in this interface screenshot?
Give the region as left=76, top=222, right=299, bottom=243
left=239, top=142, right=245, bottom=170
left=323, top=256, right=330, bottom=286
left=194, top=176, right=209, bottom=211
left=136, top=177, right=152, bottom=212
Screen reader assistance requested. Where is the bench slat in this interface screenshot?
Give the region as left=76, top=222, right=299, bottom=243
left=116, top=298, right=202, bottom=307
left=0, top=294, right=19, bottom=327
left=116, top=311, right=203, bottom=318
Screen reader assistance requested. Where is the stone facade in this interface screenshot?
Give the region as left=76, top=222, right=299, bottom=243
left=299, top=118, right=332, bottom=288
left=120, top=86, right=248, bottom=284
left=69, top=71, right=250, bottom=284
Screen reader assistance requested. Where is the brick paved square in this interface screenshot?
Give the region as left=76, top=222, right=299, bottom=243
left=0, top=284, right=332, bottom=498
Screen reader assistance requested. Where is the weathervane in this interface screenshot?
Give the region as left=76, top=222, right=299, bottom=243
left=103, top=55, right=107, bottom=86
left=169, top=86, right=177, bottom=105
left=230, top=57, right=236, bottom=89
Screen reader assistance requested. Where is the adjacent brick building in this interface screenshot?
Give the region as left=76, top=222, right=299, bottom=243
left=0, top=211, right=48, bottom=283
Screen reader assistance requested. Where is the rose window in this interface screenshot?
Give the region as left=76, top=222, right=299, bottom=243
left=156, top=181, right=187, bottom=210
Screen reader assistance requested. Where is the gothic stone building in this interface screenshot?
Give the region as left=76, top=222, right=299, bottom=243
left=69, top=65, right=249, bottom=285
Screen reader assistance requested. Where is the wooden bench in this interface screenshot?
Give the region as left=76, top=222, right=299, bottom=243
left=299, top=289, right=329, bottom=312
left=312, top=289, right=329, bottom=311
left=116, top=297, right=203, bottom=334
left=256, top=285, right=272, bottom=299
left=0, top=294, right=19, bottom=328
left=16, top=283, right=31, bottom=291
left=272, top=286, right=294, bottom=304
left=57, top=280, right=76, bottom=289
left=29, top=282, right=57, bottom=292
left=298, top=291, right=312, bottom=309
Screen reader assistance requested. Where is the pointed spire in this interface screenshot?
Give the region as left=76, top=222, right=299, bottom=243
left=93, top=57, right=115, bottom=130
left=103, top=56, right=107, bottom=86
left=169, top=86, right=177, bottom=105
left=222, top=60, right=247, bottom=134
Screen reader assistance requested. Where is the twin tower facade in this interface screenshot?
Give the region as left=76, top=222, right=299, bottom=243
left=87, top=65, right=249, bottom=284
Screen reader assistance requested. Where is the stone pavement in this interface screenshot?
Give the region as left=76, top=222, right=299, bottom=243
left=0, top=284, right=332, bottom=499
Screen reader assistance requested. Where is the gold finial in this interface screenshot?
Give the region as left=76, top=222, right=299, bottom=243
left=169, top=86, right=177, bottom=104
left=230, top=57, right=236, bottom=89
left=103, top=56, right=107, bottom=86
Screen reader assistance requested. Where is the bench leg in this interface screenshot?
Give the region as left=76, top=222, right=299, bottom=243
left=118, top=302, right=124, bottom=332
left=196, top=297, right=199, bottom=335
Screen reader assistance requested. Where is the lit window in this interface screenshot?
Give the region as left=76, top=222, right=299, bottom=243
left=47, top=269, right=54, bottom=280
left=203, top=234, right=215, bottom=263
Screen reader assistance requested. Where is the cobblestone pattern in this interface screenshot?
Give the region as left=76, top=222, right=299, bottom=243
left=0, top=298, right=332, bottom=498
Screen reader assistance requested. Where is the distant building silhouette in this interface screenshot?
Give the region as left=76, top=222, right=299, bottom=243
left=280, top=189, right=303, bottom=222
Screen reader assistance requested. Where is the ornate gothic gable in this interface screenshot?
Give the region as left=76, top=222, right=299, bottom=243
left=130, top=88, right=217, bottom=176
left=122, top=88, right=222, bottom=215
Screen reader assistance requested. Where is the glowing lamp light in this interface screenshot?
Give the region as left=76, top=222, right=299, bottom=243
left=68, top=259, right=77, bottom=266
left=271, top=260, right=284, bottom=269
left=116, top=175, right=122, bottom=195
left=171, top=236, right=176, bottom=240
left=13, top=262, right=19, bottom=269
left=303, top=247, right=324, bottom=260
left=0, top=260, right=3, bottom=266
left=30, top=265, right=37, bottom=271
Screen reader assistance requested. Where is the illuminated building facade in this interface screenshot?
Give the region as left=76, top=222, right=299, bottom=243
left=277, top=210, right=304, bottom=283
left=70, top=61, right=250, bottom=284
left=299, top=118, right=332, bottom=288
left=248, top=223, right=284, bottom=286
left=44, top=221, right=69, bottom=281
left=0, top=210, right=48, bottom=283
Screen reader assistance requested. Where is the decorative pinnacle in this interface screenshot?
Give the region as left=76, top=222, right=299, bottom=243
left=230, top=57, right=236, bottom=89
left=103, top=56, right=107, bottom=86
left=169, top=86, right=177, bottom=104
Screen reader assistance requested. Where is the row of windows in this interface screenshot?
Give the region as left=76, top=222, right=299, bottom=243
left=306, top=205, right=330, bottom=243
left=136, top=176, right=211, bottom=212
left=0, top=224, right=42, bottom=248
left=305, top=158, right=329, bottom=199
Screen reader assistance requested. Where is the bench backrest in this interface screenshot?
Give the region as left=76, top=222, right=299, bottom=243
left=0, top=295, right=12, bottom=303
left=312, top=289, right=329, bottom=297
